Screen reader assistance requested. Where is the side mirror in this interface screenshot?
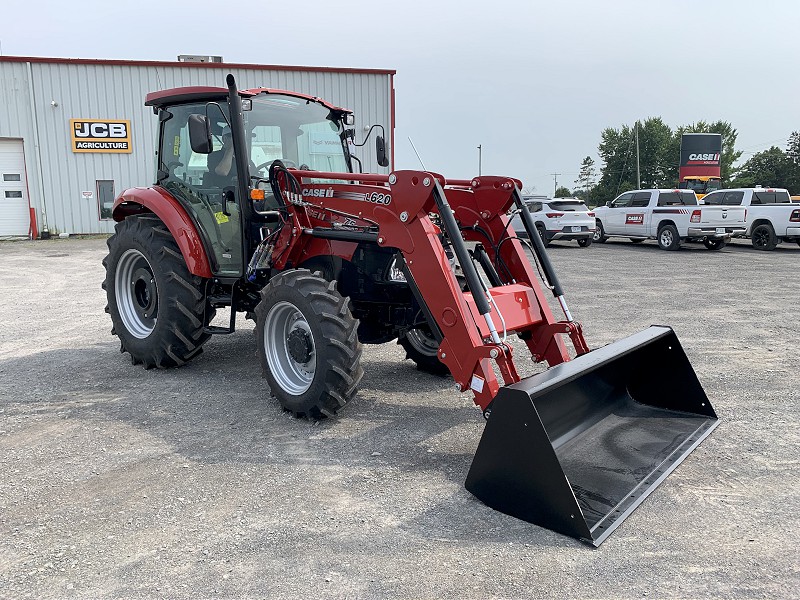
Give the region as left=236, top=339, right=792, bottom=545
left=376, top=135, right=389, bottom=167
left=188, top=114, right=212, bottom=154
left=606, top=200, right=612, bottom=207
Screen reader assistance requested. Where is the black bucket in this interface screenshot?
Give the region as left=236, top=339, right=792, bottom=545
left=465, top=326, right=718, bottom=546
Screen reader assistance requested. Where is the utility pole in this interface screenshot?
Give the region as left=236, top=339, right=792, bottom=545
left=551, top=172, right=561, bottom=197
left=635, top=121, right=641, bottom=189
left=477, top=144, right=482, bottom=176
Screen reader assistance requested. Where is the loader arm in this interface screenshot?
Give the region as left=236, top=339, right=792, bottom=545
left=274, top=169, right=587, bottom=411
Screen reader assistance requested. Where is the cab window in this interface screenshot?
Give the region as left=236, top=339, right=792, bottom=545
left=612, top=193, right=633, bottom=208
left=630, top=192, right=650, bottom=207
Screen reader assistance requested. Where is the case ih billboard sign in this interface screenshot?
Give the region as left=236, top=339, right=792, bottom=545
left=679, top=133, right=722, bottom=180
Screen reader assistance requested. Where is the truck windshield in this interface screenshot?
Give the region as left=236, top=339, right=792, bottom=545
left=243, top=94, right=349, bottom=177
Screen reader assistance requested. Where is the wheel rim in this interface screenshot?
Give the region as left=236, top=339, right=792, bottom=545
left=593, top=223, right=602, bottom=241
left=406, top=327, right=439, bottom=357
left=753, top=228, right=768, bottom=247
left=115, top=249, right=158, bottom=339
left=660, top=229, right=674, bottom=247
left=263, top=301, right=316, bottom=395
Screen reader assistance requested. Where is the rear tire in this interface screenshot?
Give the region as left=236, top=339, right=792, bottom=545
left=103, top=214, right=212, bottom=368
left=703, top=238, right=727, bottom=250
left=657, top=224, right=681, bottom=251
left=577, top=237, right=592, bottom=248
left=751, top=223, right=778, bottom=251
left=255, top=269, right=363, bottom=419
left=536, top=223, right=551, bottom=247
left=593, top=220, right=607, bottom=243
left=398, top=325, right=449, bottom=376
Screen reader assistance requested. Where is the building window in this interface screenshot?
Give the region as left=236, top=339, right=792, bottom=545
left=5, top=190, right=23, bottom=198
left=3, top=174, right=22, bottom=182
left=97, top=180, right=115, bottom=220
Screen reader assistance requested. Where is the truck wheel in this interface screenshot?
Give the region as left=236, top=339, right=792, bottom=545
left=398, top=325, right=449, bottom=376
left=751, top=223, right=778, bottom=251
left=577, top=237, right=592, bottom=248
left=536, top=223, right=551, bottom=247
left=103, top=214, right=212, bottom=368
left=593, top=220, right=607, bottom=243
left=255, top=269, right=363, bottom=419
left=703, top=238, right=726, bottom=250
left=657, top=224, right=681, bottom=251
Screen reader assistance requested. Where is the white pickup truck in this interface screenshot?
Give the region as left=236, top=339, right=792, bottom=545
left=701, top=187, right=800, bottom=250
left=593, top=189, right=747, bottom=250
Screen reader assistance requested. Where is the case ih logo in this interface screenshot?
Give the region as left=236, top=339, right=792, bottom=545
left=302, top=188, right=335, bottom=198
left=71, top=119, right=132, bottom=153
left=687, top=153, right=720, bottom=164
left=626, top=214, right=644, bottom=225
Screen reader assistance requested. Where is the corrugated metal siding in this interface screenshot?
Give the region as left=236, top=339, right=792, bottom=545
left=0, top=61, right=392, bottom=235
left=0, top=61, right=41, bottom=224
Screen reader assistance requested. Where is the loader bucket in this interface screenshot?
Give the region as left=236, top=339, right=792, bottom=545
left=465, top=326, right=718, bottom=547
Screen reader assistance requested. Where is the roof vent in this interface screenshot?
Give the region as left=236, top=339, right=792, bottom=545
left=177, top=55, right=223, bottom=63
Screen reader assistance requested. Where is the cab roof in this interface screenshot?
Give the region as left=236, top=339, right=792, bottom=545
left=144, top=86, right=352, bottom=114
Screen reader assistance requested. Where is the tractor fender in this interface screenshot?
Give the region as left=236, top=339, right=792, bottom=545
left=112, top=186, right=213, bottom=278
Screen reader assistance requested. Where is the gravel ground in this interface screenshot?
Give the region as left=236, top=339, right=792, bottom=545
left=0, top=235, right=798, bottom=599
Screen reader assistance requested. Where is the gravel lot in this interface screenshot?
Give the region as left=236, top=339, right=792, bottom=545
left=0, top=236, right=798, bottom=599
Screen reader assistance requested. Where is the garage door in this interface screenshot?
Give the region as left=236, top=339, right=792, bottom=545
left=0, top=139, right=31, bottom=237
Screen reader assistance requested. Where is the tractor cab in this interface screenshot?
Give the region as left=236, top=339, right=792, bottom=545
left=146, top=84, right=366, bottom=277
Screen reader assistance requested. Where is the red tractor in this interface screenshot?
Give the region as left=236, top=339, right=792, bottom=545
left=104, top=75, right=718, bottom=546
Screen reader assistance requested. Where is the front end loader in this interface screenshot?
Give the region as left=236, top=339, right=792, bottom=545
left=103, top=74, right=718, bottom=546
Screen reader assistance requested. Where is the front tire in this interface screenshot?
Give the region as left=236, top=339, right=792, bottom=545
left=103, top=214, right=212, bottom=368
left=398, top=325, right=449, bottom=376
left=577, top=237, right=592, bottom=248
left=255, top=269, right=363, bottom=419
left=751, top=223, right=778, bottom=251
left=657, top=224, right=681, bottom=251
left=703, top=238, right=727, bottom=250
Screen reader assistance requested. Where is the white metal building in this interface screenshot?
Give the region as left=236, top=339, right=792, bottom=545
left=0, top=56, right=395, bottom=237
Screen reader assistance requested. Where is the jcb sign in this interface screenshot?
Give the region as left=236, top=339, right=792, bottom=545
left=70, top=119, right=132, bottom=153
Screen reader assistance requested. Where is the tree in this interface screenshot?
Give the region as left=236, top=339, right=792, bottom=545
left=594, top=117, right=675, bottom=201
left=786, top=131, right=800, bottom=165
left=573, top=156, right=597, bottom=203
left=729, top=146, right=797, bottom=189
left=554, top=186, right=572, bottom=198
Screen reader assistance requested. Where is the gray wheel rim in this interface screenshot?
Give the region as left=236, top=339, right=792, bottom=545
left=115, top=249, right=157, bottom=339
left=593, top=223, right=602, bottom=241
left=406, top=327, right=439, bottom=357
left=660, top=229, right=674, bottom=247
left=264, top=301, right=316, bottom=395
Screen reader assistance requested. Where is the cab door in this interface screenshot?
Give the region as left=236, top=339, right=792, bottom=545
left=157, top=104, right=244, bottom=277
left=605, top=192, right=633, bottom=234
left=625, top=192, right=651, bottom=236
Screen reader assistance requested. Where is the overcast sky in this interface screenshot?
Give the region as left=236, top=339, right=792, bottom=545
left=2, top=0, right=797, bottom=195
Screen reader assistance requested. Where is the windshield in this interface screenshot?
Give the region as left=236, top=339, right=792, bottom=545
left=242, top=94, right=350, bottom=178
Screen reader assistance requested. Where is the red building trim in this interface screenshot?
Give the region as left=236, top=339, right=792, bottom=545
left=0, top=55, right=395, bottom=76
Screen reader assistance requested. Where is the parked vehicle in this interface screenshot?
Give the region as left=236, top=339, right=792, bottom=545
left=592, top=189, right=746, bottom=250
left=101, top=75, right=719, bottom=547
left=511, top=197, right=595, bottom=247
left=702, top=187, right=800, bottom=250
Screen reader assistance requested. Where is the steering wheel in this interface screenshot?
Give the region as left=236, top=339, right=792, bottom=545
left=253, top=159, right=297, bottom=177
